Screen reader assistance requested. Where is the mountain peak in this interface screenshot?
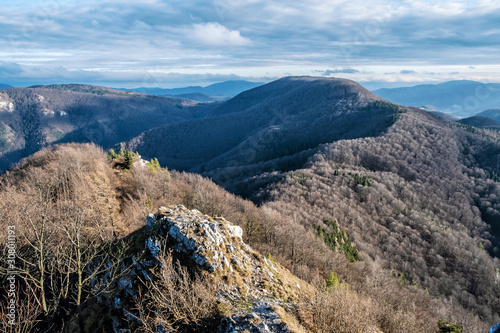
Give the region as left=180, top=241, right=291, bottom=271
left=278, top=75, right=378, bottom=93
left=210, top=75, right=382, bottom=118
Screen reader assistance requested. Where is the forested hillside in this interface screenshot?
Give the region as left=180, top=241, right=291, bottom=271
left=126, top=77, right=500, bottom=328
left=254, top=109, right=500, bottom=324
left=2, top=77, right=499, bottom=331
left=0, top=84, right=209, bottom=171
left=128, top=77, right=402, bottom=184
left=0, top=144, right=489, bottom=332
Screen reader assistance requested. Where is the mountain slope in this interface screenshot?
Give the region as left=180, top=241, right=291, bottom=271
left=1, top=143, right=474, bottom=332
left=0, top=84, right=12, bottom=89
left=0, top=84, right=208, bottom=171
left=254, top=108, right=500, bottom=325
left=130, top=76, right=500, bottom=328
left=128, top=77, right=402, bottom=187
left=374, top=80, right=500, bottom=117
left=2, top=77, right=498, bottom=331
left=458, top=115, right=500, bottom=129
left=476, top=108, right=500, bottom=122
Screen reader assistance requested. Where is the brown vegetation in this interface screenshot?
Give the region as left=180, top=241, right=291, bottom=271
left=132, top=249, right=221, bottom=332
left=256, top=109, right=500, bottom=328
left=0, top=142, right=491, bottom=332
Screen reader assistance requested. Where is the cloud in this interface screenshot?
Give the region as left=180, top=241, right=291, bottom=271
left=188, top=22, right=251, bottom=46
left=401, top=70, right=417, bottom=74
left=1, top=0, right=500, bottom=87
left=319, top=68, right=361, bottom=75
left=0, top=62, right=24, bottom=76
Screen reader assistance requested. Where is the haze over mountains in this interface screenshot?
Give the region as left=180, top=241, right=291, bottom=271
left=119, top=80, right=265, bottom=101
left=374, top=80, right=500, bottom=117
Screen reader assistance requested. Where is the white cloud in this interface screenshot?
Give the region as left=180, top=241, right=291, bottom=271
left=1, top=0, right=500, bottom=87
left=188, top=22, right=251, bottom=46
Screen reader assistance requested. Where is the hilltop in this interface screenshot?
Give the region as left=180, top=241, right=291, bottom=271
left=128, top=76, right=401, bottom=189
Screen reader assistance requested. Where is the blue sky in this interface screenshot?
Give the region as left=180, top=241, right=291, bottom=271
left=1, top=0, right=500, bottom=89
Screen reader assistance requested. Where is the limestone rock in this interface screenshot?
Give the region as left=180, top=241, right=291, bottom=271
left=90, top=205, right=305, bottom=333
left=152, top=205, right=254, bottom=273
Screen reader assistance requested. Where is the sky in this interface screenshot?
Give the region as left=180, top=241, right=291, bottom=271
left=1, top=0, right=500, bottom=89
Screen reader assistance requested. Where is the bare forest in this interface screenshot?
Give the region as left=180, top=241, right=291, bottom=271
left=0, top=143, right=494, bottom=332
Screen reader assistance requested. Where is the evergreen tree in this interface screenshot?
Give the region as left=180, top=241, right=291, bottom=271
left=17, top=95, right=45, bottom=156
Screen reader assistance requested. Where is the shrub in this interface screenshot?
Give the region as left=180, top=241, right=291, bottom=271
left=315, top=219, right=360, bottom=262
left=325, top=271, right=339, bottom=288
left=132, top=249, right=221, bottom=332
left=349, top=172, right=373, bottom=186
left=297, top=287, right=374, bottom=333
left=108, top=148, right=138, bottom=170
left=146, top=158, right=162, bottom=173
left=438, top=320, right=463, bottom=333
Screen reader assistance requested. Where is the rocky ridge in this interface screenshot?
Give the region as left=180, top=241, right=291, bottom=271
left=91, top=205, right=308, bottom=332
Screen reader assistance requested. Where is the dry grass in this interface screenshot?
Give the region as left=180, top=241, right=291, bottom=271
left=271, top=305, right=307, bottom=333
left=133, top=249, right=221, bottom=332
left=297, top=286, right=375, bottom=333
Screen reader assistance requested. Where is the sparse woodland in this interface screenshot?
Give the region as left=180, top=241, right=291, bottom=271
left=0, top=142, right=493, bottom=332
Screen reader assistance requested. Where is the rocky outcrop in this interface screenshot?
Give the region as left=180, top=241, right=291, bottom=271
left=148, top=205, right=252, bottom=273
left=0, top=93, right=14, bottom=112
left=219, top=301, right=291, bottom=333
left=90, top=205, right=307, bottom=332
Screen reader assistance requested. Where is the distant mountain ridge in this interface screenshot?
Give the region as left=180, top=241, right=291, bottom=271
left=128, top=76, right=400, bottom=182
left=458, top=116, right=500, bottom=129
left=119, top=80, right=265, bottom=98
left=0, top=83, right=12, bottom=89
left=0, top=84, right=211, bottom=171
left=476, top=108, right=500, bottom=122
left=374, top=80, right=500, bottom=117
